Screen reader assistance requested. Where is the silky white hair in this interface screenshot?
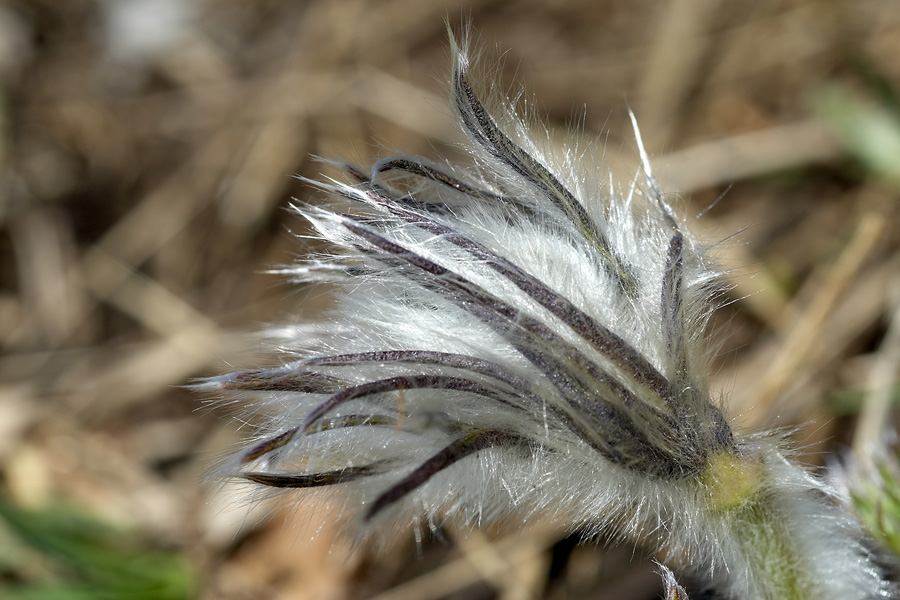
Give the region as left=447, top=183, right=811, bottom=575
left=202, top=27, right=894, bottom=600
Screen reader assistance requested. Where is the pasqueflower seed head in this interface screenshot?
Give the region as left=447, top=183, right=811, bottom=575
left=202, top=27, right=895, bottom=600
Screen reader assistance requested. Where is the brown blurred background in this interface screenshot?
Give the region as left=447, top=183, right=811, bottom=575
left=2, top=1, right=900, bottom=598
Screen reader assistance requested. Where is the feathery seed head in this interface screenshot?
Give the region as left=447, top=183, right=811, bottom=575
left=203, top=27, right=894, bottom=600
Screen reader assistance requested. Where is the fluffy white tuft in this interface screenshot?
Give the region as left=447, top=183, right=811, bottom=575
left=203, top=27, right=895, bottom=600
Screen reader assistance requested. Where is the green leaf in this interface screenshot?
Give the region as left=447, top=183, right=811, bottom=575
left=813, top=84, right=900, bottom=187
left=0, top=499, right=195, bottom=600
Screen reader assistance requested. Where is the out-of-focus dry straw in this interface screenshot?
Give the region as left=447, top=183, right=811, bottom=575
left=2, top=1, right=900, bottom=598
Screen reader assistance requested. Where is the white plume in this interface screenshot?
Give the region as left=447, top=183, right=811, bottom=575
left=202, top=26, right=894, bottom=600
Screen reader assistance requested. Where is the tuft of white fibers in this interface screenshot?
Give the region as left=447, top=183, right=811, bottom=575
left=201, top=27, right=895, bottom=599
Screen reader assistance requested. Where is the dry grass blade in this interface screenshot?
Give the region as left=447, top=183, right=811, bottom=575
left=748, top=212, right=886, bottom=420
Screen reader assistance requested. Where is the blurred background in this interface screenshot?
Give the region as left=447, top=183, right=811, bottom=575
left=2, top=0, right=900, bottom=598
